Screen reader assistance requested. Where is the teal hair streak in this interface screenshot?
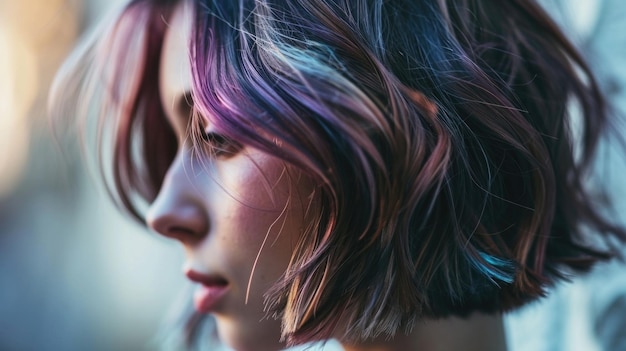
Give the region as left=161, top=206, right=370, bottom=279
left=473, top=252, right=516, bottom=284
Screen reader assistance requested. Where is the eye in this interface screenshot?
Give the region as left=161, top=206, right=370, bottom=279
left=199, top=129, right=242, bottom=157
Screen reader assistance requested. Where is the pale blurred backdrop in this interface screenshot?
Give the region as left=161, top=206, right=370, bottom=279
left=0, top=1, right=185, bottom=350
left=0, top=1, right=625, bottom=350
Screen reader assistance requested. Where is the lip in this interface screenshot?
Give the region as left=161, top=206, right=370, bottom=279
left=186, top=270, right=229, bottom=313
left=193, top=284, right=228, bottom=313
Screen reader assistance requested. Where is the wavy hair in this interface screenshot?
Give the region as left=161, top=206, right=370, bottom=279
left=51, top=0, right=626, bottom=347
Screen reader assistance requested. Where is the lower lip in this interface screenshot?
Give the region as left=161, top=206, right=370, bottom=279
left=193, top=285, right=229, bottom=313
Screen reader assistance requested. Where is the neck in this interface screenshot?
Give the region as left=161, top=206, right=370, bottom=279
left=340, top=314, right=506, bottom=351
left=341, top=331, right=417, bottom=351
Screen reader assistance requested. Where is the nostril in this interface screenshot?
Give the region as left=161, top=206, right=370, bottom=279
left=147, top=213, right=206, bottom=244
left=163, top=226, right=203, bottom=243
left=146, top=202, right=209, bottom=244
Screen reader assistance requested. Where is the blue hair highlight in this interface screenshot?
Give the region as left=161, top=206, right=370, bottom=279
left=474, top=252, right=517, bottom=284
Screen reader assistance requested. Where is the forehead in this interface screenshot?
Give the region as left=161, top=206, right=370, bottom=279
left=159, top=1, right=193, bottom=119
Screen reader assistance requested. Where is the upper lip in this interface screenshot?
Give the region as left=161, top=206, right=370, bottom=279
left=185, top=269, right=228, bottom=287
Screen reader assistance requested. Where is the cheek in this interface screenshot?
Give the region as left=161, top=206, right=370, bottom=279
left=215, top=153, right=309, bottom=258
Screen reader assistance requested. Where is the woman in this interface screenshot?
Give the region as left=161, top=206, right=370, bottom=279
left=50, top=0, right=626, bottom=350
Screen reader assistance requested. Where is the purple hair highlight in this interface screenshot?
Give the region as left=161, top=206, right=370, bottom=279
left=185, top=0, right=626, bottom=344
left=49, top=0, right=626, bottom=348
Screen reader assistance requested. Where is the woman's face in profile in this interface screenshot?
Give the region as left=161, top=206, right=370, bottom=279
left=146, top=3, right=316, bottom=350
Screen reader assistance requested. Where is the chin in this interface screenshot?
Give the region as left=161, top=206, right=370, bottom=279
left=215, top=315, right=286, bottom=351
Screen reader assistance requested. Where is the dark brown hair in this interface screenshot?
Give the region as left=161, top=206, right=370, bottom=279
left=51, top=0, right=626, bottom=346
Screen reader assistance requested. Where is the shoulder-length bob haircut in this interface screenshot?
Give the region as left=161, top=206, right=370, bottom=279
left=51, top=0, right=626, bottom=346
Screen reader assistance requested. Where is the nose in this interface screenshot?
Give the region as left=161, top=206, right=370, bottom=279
left=146, top=151, right=209, bottom=244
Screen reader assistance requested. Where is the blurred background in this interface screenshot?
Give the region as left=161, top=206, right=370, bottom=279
left=0, top=1, right=185, bottom=350
left=0, top=0, right=625, bottom=350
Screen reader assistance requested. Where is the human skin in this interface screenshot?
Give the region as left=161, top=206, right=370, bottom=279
left=148, top=2, right=507, bottom=351
left=147, top=3, right=317, bottom=350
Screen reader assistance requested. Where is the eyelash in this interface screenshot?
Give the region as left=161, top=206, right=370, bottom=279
left=198, top=129, right=241, bottom=157
left=178, top=97, right=241, bottom=157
